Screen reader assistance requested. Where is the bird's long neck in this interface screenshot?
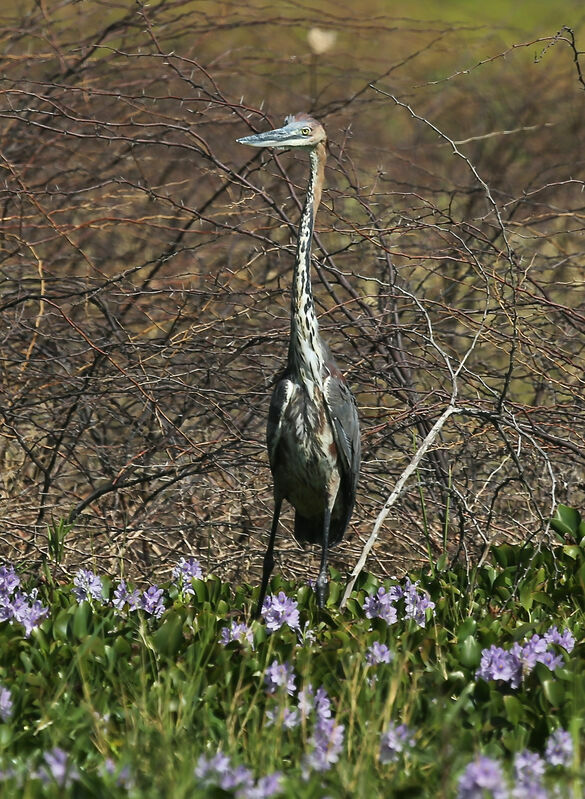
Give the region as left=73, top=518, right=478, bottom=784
left=288, top=141, right=328, bottom=383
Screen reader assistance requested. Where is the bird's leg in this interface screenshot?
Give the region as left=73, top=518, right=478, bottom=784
left=315, top=505, right=331, bottom=609
left=255, top=497, right=282, bottom=618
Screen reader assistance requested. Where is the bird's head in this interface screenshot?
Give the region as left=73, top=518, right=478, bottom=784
left=236, top=113, right=326, bottom=150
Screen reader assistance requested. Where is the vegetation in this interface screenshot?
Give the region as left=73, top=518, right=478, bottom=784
left=0, top=505, right=583, bottom=797
left=2, top=0, right=585, bottom=583
left=2, top=1, right=585, bottom=795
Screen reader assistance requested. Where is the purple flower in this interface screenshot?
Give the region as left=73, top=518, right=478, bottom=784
left=296, top=684, right=332, bottom=721
left=314, top=686, right=332, bottom=719
left=140, top=585, right=165, bottom=618
left=195, top=753, right=281, bottom=798
left=172, top=558, right=203, bottom=596
left=195, top=752, right=231, bottom=784
left=545, top=728, right=573, bottom=767
left=457, top=756, right=508, bottom=799
left=197, top=755, right=253, bottom=794
left=544, top=626, right=575, bottom=653
left=366, top=641, right=393, bottom=665
left=112, top=580, right=141, bottom=612
left=478, top=627, right=572, bottom=688
left=264, top=660, right=296, bottom=696
left=219, top=764, right=254, bottom=793
left=536, top=650, right=563, bottom=672
left=512, top=751, right=546, bottom=799
left=303, top=715, right=345, bottom=773
left=476, top=645, right=522, bottom=688
left=220, top=621, right=254, bottom=648
left=379, top=722, right=415, bottom=764
left=261, top=592, right=300, bottom=632
left=297, top=685, right=315, bottom=718
left=402, top=578, right=436, bottom=627
left=363, top=586, right=398, bottom=625
left=363, top=580, right=434, bottom=627
left=9, top=590, right=49, bottom=637
left=296, top=620, right=317, bottom=647
left=0, top=685, right=13, bottom=722
left=102, top=759, right=134, bottom=789
left=266, top=705, right=300, bottom=729
left=245, top=772, right=283, bottom=799
left=512, top=635, right=548, bottom=674
left=72, top=569, right=106, bottom=604
left=38, top=748, right=80, bottom=788
left=0, top=566, right=20, bottom=596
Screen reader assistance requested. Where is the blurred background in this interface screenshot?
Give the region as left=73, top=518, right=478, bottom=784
left=1, top=0, right=585, bottom=585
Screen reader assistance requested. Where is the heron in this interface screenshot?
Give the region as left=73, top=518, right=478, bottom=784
left=237, top=113, right=361, bottom=613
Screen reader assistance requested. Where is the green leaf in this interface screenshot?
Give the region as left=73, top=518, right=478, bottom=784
left=458, top=635, right=482, bottom=668
left=52, top=608, right=71, bottom=641
left=503, top=694, right=527, bottom=725
left=551, top=505, right=582, bottom=539
left=457, top=618, right=477, bottom=642
left=151, top=611, right=184, bottom=657
left=542, top=679, right=566, bottom=706
left=73, top=600, right=91, bottom=639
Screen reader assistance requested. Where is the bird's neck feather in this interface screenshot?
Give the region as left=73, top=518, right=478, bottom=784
left=289, top=143, right=328, bottom=384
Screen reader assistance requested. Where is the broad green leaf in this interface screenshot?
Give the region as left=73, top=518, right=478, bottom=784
left=458, top=635, right=482, bottom=668
left=551, top=505, right=582, bottom=538
left=152, top=611, right=184, bottom=657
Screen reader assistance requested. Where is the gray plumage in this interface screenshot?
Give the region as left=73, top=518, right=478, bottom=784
left=237, top=113, right=360, bottom=612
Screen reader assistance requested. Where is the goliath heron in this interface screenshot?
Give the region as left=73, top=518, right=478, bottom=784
left=237, top=114, right=360, bottom=613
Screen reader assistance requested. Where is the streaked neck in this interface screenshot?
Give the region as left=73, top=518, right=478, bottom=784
left=288, top=142, right=327, bottom=383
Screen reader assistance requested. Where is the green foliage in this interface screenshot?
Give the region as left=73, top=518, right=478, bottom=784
left=1, top=511, right=585, bottom=796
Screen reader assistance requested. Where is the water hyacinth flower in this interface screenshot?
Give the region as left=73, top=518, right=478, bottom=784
left=264, top=660, right=296, bottom=696
left=457, top=756, right=508, bottom=799
left=140, top=585, right=165, bottom=618
left=297, top=685, right=315, bottom=719
left=476, top=626, right=574, bottom=687
left=296, top=683, right=332, bottom=723
left=0, top=685, right=13, bottom=722
left=298, top=684, right=344, bottom=776
left=0, top=566, right=48, bottom=637
left=296, top=620, right=317, bottom=647
left=266, top=705, right=300, bottom=730
left=172, top=558, right=203, bottom=596
left=102, top=759, right=134, bottom=790
left=195, top=752, right=282, bottom=798
left=260, top=592, right=300, bottom=632
left=220, top=621, right=254, bottom=648
left=545, top=728, right=573, bottom=767
left=72, top=569, right=106, bottom=604
left=512, top=750, right=547, bottom=799
left=363, top=579, right=435, bottom=628
left=402, top=578, right=436, bottom=627
left=476, top=645, right=522, bottom=689
left=6, top=589, right=49, bottom=637
left=365, top=641, right=393, bottom=665
left=303, top=716, right=345, bottom=774
left=544, top=626, right=575, bottom=652
left=363, top=586, right=399, bottom=625
left=0, top=566, right=20, bottom=596
left=379, top=722, right=415, bottom=764
left=246, top=773, right=283, bottom=799
left=37, top=748, right=80, bottom=788
left=112, top=579, right=141, bottom=612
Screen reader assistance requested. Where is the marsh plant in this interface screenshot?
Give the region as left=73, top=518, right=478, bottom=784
left=0, top=508, right=584, bottom=796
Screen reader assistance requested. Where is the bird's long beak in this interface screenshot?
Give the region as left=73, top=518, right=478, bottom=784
left=236, top=122, right=298, bottom=149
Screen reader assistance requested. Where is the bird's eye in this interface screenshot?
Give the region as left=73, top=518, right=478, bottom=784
left=301, top=127, right=311, bottom=136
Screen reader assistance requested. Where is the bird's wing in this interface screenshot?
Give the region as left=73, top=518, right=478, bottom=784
left=266, top=375, right=294, bottom=468
left=324, top=372, right=361, bottom=494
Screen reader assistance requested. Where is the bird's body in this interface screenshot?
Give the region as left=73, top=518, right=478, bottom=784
left=237, top=113, right=360, bottom=611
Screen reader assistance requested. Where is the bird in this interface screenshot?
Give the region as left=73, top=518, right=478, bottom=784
left=237, top=113, right=360, bottom=614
